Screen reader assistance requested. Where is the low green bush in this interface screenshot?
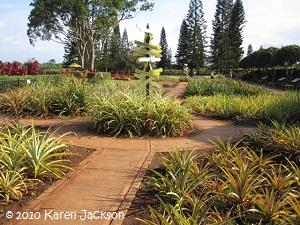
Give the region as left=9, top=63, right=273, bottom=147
left=187, top=92, right=300, bottom=122
left=88, top=92, right=191, bottom=137
left=186, top=77, right=267, bottom=96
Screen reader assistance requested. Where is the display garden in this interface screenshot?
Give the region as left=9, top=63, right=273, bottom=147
left=0, top=74, right=299, bottom=225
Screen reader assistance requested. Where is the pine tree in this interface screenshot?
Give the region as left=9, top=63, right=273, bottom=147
left=210, top=0, right=223, bottom=70
left=167, top=48, right=172, bottom=66
left=110, top=24, right=122, bottom=61
left=158, top=27, right=171, bottom=69
left=97, top=39, right=111, bottom=72
left=121, top=29, right=130, bottom=53
left=210, top=0, right=234, bottom=73
left=176, top=20, right=190, bottom=69
left=63, top=31, right=79, bottom=66
left=185, top=0, right=207, bottom=71
left=247, top=44, right=253, bottom=56
left=228, top=0, right=246, bottom=68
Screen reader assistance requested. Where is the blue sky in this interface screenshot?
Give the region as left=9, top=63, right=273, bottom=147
left=0, top=0, right=300, bottom=63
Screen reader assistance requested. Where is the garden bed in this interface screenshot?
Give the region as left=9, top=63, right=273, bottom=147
left=0, top=145, right=95, bottom=224
left=123, top=123, right=300, bottom=224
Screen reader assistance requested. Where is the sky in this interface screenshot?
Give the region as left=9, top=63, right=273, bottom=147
left=0, top=0, right=300, bottom=63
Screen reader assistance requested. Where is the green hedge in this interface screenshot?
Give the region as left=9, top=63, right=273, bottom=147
left=237, top=67, right=300, bottom=83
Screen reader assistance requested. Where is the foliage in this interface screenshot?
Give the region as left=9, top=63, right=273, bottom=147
left=185, top=0, right=207, bottom=70
left=245, top=122, right=300, bottom=159
left=0, top=124, right=71, bottom=201
left=0, top=61, right=28, bottom=76
left=27, top=0, right=154, bottom=70
left=0, top=78, right=92, bottom=117
left=27, top=59, right=40, bottom=75
left=0, top=171, right=26, bottom=201
left=247, top=44, right=253, bottom=56
left=157, top=27, right=171, bottom=69
left=227, top=0, right=246, bottom=69
left=88, top=92, right=191, bottom=137
left=187, top=91, right=300, bottom=122
left=175, top=20, right=190, bottom=69
left=240, top=45, right=300, bottom=68
left=186, top=77, right=267, bottom=96
left=238, top=66, right=300, bottom=83
left=210, top=0, right=246, bottom=73
left=63, top=30, right=79, bottom=66
left=141, top=135, right=300, bottom=225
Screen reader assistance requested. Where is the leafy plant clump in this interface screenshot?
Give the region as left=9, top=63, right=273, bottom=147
left=186, top=77, right=267, bottom=96
left=0, top=124, right=72, bottom=202
left=141, top=136, right=300, bottom=225
left=0, top=78, right=92, bottom=117
left=88, top=92, right=191, bottom=137
left=187, top=91, right=300, bottom=122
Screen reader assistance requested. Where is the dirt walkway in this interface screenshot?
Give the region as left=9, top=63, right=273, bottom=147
left=6, top=83, right=253, bottom=225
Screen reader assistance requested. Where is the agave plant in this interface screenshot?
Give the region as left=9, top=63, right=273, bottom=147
left=0, top=170, right=26, bottom=201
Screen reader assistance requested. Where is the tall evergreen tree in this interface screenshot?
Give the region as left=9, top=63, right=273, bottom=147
left=210, top=0, right=223, bottom=70
left=210, top=0, right=234, bottom=72
left=158, top=27, right=171, bottom=68
left=63, top=31, right=79, bottom=66
left=228, top=0, right=246, bottom=68
left=121, top=29, right=130, bottom=53
left=110, top=24, right=122, bottom=61
left=167, top=48, right=172, bottom=66
left=247, top=44, right=253, bottom=56
left=176, top=20, right=189, bottom=69
left=185, top=0, right=207, bottom=71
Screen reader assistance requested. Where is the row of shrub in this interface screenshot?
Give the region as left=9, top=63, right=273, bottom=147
left=141, top=123, right=300, bottom=224
left=240, top=45, right=300, bottom=68
left=233, top=67, right=300, bottom=83
left=187, top=92, right=300, bottom=122
left=186, top=77, right=267, bottom=96
left=162, top=67, right=212, bottom=76
left=0, top=124, right=71, bottom=202
left=185, top=77, right=300, bottom=122
left=0, top=79, right=190, bottom=137
left=0, top=60, right=40, bottom=75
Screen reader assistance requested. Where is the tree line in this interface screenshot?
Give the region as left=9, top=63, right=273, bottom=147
left=27, top=0, right=246, bottom=73
left=27, top=0, right=153, bottom=71
left=240, top=45, right=300, bottom=68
